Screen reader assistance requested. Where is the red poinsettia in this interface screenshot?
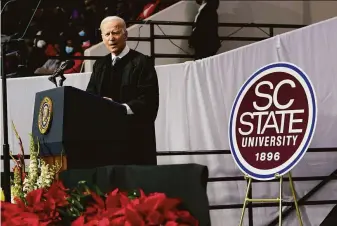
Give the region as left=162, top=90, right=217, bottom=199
left=71, top=189, right=145, bottom=226
left=2, top=182, right=198, bottom=226
left=1, top=181, right=69, bottom=225
left=1, top=201, right=41, bottom=226
left=71, top=189, right=198, bottom=226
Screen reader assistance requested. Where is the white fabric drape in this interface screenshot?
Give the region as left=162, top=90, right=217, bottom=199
left=1, top=17, right=337, bottom=226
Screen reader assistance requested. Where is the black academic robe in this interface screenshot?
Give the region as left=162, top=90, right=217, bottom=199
left=86, top=49, right=159, bottom=165
left=189, top=2, right=221, bottom=60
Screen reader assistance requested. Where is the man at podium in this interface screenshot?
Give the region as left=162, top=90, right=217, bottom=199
left=86, top=16, right=159, bottom=165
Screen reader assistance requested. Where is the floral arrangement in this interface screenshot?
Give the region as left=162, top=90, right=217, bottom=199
left=1, top=124, right=199, bottom=225
left=9, top=122, right=60, bottom=203
left=70, top=186, right=198, bottom=226
left=2, top=180, right=198, bottom=226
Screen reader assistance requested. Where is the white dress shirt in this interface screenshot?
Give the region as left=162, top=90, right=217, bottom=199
left=111, top=45, right=130, bottom=62
left=110, top=45, right=134, bottom=115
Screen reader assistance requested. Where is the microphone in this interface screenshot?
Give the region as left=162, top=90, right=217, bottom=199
left=52, top=60, right=75, bottom=77
left=48, top=60, right=75, bottom=87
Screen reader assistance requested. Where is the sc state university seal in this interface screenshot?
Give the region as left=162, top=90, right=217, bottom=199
left=38, top=97, right=53, bottom=134
left=229, top=62, right=317, bottom=180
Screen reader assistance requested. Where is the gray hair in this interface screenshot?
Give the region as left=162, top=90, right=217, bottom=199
left=100, top=16, right=127, bottom=32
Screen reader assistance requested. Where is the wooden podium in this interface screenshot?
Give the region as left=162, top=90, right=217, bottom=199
left=31, top=86, right=153, bottom=172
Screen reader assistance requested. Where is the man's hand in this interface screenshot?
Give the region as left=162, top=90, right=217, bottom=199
left=103, top=97, right=113, bottom=101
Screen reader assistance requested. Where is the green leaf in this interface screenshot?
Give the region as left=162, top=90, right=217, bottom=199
left=66, top=208, right=73, bottom=216
left=92, top=185, right=104, bottom=197
left=73, top=199, right=84, bottom=211
left=128, top=189, right=140, bottom=200
left=57, top=208, right=68, bottom=217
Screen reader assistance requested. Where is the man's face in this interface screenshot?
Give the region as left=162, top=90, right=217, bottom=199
left=101, top=20, right=127, bottom=55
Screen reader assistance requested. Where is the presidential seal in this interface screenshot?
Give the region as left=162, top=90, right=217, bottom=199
left=38, top=97, right=53, bottom=134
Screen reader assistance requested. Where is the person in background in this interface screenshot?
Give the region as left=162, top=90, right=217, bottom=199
left=136, top=0, right=161, bottom=20
left=129, top=0, right=153, bottom=21
left=42, top=6, right=68, bottom=43
left=86, top=16, right=159, bottom=165
left=34, top=42, right=61, bottom=75
left=76, top=25, right=92, bottom=49
left=26, top=31, right=49, bottom=75
left=63, top=38, right=84, bottom=74
left=114, top=0, right=131, bottom=21
left=189, top=0, right=221, bottom=60
left=83, top=0, right=104, bottom=42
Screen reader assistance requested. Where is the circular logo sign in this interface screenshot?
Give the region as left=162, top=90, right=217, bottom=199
left=229, top=62, right=317, bottom=180
left=38, top=97, right=53, bottom=134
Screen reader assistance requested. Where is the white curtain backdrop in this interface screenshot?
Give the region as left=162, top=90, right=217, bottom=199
left=1, top=17, right=337, bottom=226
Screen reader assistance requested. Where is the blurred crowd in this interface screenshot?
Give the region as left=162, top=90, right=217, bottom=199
left=1, top=0, right=178, bottom=77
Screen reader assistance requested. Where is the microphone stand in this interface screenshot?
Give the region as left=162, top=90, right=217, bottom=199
left=1, top=39, right=11, bottom=203
left=1, top=0, right=17, bottom=204
left=1, top=37, right=26, bottom=203
left=48, top=70, right=67, bottom=88
left=1, top=0, right=42, bottom=202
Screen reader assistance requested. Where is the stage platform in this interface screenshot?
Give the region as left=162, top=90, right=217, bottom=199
left=1, top=17, right=337, bottom=226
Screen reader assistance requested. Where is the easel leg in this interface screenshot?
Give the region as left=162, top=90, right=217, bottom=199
left=237, top=174, right=302, bottom=226
left=278, top=175, right=283, bottom=226
left=288, top=172, right=303, bottom=226
left=239, top=177, right=252, bottom=226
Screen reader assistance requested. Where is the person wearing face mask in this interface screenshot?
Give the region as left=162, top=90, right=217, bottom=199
left=189, top=0, right=221, bottom=60
left=86, top=16, right=159, bottom=165
left=78, top=29, right=86, bottom=37
left=63, top=38, right=84, bottom=74
left=65, top=45, right=75, bottom=54
left=77, top=27, right=92, bottom=49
